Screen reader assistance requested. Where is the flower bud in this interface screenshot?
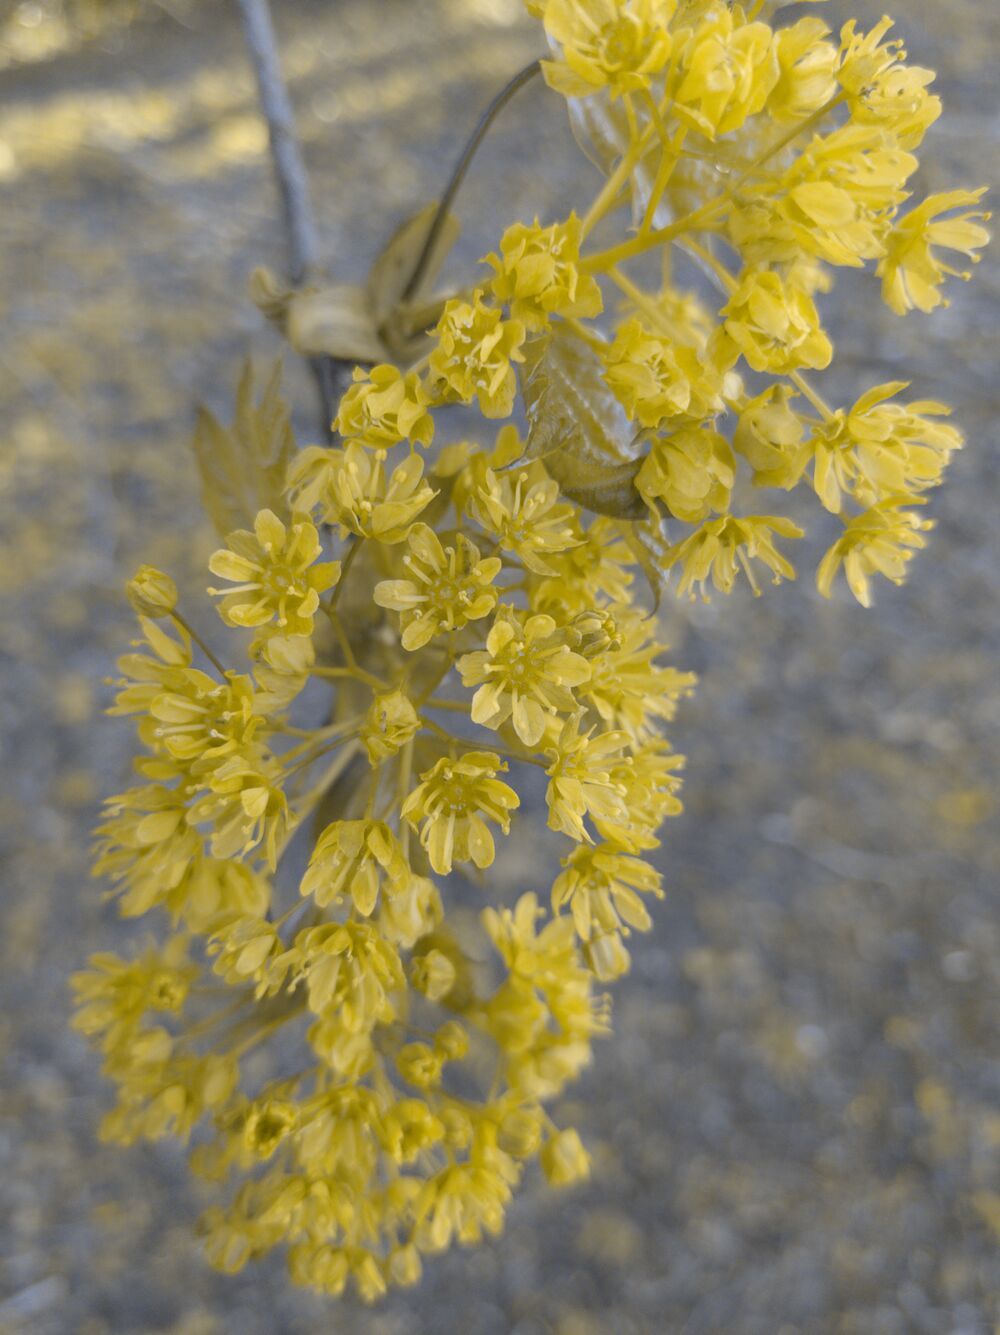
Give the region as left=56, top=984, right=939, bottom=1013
left=126, top=565, right=178, bottom=618
left=411, top=949, right=456, bottom=1002
left=541, top=1127, right=591, bottom=1187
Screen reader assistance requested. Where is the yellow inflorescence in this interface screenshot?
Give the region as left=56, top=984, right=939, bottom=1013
left=76, top=0, right=987, bottom=1302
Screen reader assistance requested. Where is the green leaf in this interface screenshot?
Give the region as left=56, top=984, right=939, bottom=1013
left=192, top=359, right=296, bottom=539
left=519, top=329, right=647, bottom=521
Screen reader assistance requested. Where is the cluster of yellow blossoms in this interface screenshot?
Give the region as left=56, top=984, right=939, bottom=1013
left=75, top=0, right=986, bottom=1301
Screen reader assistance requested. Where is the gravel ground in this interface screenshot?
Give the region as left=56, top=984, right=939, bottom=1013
left=1, top=2, right=998, bottom=1332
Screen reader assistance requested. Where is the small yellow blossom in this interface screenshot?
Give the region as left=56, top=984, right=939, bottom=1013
left=541, top=0, right=676, bottom=101
left=817, top=498, right=932, bottom=607
left=467, top=462, right=580, bottom=574
left=544, top=716, right=630, bottom=843
left=664, top=513, right=804, bottom=600
left=373, top=524, right=501, bottom=650
left=300, top=820, right=409, bottom=915
left=718, top=269, right=832, bottom=375
left=810, top=382, right=963, bottom=513
left=540, top=1127, right=590, bottom=1186
left=336, top=364, right=434, bottom=449
left=637, top=425, right=736, bottom=523
left=672, top=8, right=778, bottom=140
left=189, top=747, right=293, bottom=868
left=733, top=384, right=809, bottom=489
left=430, top=291, right=526, bottom=418
left=361, top=688, right=420, bottom=764
left=401, top=751, right=520, bottom=875
left=126, top=565, right=178, bottom=618
left=288, top=443, right=435, bottom=543
left=552, top=842, right=662, bottom=979
left=768, top=15, right=838, bottom=124
left=208, top=509, right=340, bottom=636
left=486, top=215, right=602, bottom=330
left=878, top=189, right=991, bottom=316
left=604, top=318, right=725, bottom=429
left=148, top=668, right=259, bottom=764
left=457, top=608, right=591, bottom=746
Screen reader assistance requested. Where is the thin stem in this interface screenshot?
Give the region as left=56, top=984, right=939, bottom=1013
left=329, top=534, right=362, bottom=613
left=170, top=610, right=227, bottom=676
left=582, top=92, right=847, bottom=274
left=789, top=370, right=835, bottom=421
left=401, top=59, right=542, bottom=304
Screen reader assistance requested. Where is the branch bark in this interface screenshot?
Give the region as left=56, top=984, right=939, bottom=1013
left=235, top=0, right=319, bottom=285
left=235, top=0, right=337, bottom=433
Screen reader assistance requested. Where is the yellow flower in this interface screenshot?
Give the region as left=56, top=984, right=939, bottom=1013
left=604, top=318, right=725, bottom=429
left=837, top=16, right=941, bottom=147
left=300, top=820, right=409, bottom=915
left=288, top=443, right=435, bottom=543
left=552, top=843, right=662, bottom=979
left=373, top=524, right=501, bottom=651
left=208, top=509, right=340, bottom=636
left=528, top=516, right=635, bottom=614
left=576, top=606, right=696, bottom=739
left=429, top=291, right=526, bottom=419
left=243, top=1099, right=298, bottom=1159
left=486, top=215, right=602, bottom=331
left=206, top=915, right=293, bottom=997
left=148, top=668, right=259, bottom=764
left=189, top=747, right=293, bottom=868
left=767, top=15, right=838, bottom=125
left=817, top=498, right=932, bottom=607
left=401, top=751, right=520, bottom=875
left=541, top=0, right=676, bottom=101
left=733, top=384, right=809, bottom=489
left=361, top=688, right=420, bottom=765
left=672, top=8, right=778, bottom=140
left=335, top=364, right=434, bottom=449
left=718, top=269, right=832, bottom=375
left=878, top=189, right=991, bottom=316
left=467, top=461, right=580, bottom=574
left=126, top=565, right=178, bottom=618
left=92, top=780, right=203, bottom=918
left=412, top=1142, right=519, bottom=1252
left=544, top=716, right=630, bottom=843
left=108, top=615, right=191, bottom=723
left=457, top=608, right=591, bottom=746
left=410, top=949, right=456, bottom=1002
left=664, top=513, right=804, bottom=599
left=296, top=920, right=404, bottom=1030
left=380, top=1098, right=444, bottom=1164
left=540, top=1127, right=590, bottom=1186
left=71, top=938, right=195, bottom=1055
left=637, top=425, right=736, bottom=523
left=810, top=382, right=963, bottom=513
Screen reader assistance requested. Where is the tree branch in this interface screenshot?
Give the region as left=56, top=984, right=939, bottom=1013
left=235, top=0, right=319, bottom=284
left=235, top=0, right=337, bottom=434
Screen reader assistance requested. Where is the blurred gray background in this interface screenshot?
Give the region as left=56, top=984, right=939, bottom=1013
left=0, top=1, right=998, bottom=1331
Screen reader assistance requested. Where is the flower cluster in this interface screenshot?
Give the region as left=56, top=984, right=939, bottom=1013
left=77, top=0, right=985, bottom=1304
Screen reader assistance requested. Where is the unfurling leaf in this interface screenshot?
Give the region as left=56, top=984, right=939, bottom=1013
left=520, top=329, right=647, bottom=520
left=285, top=284, right=389, bottom=364
left=368, top=202, right=461, bottom=324
left=192, top=359, right=295, bottom=539
left=615, top=516, right=671, bottom=611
